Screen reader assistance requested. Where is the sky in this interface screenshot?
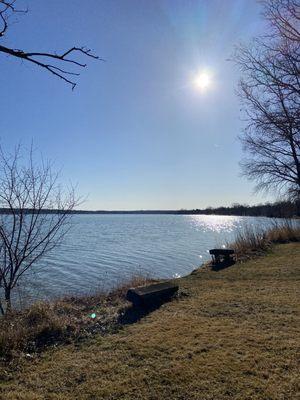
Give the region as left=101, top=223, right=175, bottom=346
left=0, top=0, right=274, bottom=210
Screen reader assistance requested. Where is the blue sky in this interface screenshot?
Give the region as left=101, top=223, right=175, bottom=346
left=0, top=0, right=273, bottom=210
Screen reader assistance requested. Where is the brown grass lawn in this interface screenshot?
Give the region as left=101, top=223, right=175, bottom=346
left=1, top=243, right=299, bottom=400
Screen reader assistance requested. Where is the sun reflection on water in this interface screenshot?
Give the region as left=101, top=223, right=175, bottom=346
left=188, top=215, right=243, bottom=233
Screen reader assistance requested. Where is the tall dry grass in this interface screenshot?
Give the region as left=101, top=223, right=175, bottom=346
left=231, top=220, right=300, bottom=261
left=0, top=274, right=154, bottom=361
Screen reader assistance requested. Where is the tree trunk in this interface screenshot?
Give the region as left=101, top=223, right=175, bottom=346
left=0, top=300, right=4, bottom=315
left=4, top=287, right=12, bottom=314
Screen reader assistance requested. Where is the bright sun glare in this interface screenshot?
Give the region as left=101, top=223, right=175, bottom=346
left=194, top=71, right=212, bottom=91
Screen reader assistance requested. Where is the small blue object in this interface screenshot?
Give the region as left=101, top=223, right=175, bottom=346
left=90, top=313, right=96, bottom=319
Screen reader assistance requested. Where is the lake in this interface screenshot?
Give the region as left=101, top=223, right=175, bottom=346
left=18, top=214, right=284, bottom=303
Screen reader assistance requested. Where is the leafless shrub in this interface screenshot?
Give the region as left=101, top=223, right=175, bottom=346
left=0, top=144, right=78, bottom=315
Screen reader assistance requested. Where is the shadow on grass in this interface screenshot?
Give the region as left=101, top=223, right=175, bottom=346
left=211, top=260, right=236, bottom=271
left=118, top=297, right=176, bottom=325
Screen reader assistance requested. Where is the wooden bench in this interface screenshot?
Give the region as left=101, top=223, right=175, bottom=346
left=126, top=282, right=179, bottom=307
left=209, top=248, right=235, bottom=264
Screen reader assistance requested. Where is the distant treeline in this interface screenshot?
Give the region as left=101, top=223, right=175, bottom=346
left=0, top=200, right=298, bottom=218
left=180, top=201, right=300, bottom=218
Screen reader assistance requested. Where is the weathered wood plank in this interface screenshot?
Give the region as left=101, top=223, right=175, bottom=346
left=126, top=282, right=179, bottom=307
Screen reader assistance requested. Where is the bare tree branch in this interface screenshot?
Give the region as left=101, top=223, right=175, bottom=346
left=0, top=1, right=101, bottom=89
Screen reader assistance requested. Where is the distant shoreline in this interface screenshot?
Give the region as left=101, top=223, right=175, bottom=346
left=0, top=209, right=291, bottom=217
left=0, top=200, right=298, bottom=218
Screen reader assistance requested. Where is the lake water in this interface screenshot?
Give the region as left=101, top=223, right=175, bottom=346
left=18, top=214, right=285, bottom=302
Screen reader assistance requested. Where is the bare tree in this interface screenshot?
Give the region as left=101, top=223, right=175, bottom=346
left=234, top=0, right=300, bottom=202
left=0, top=145, right=78, bottom=314
left=263, top=0, right=300, bottom=42
left=0, top=0, right=100, bottom=89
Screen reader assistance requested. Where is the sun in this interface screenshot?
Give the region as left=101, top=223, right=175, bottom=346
left=194, top=71, right=212, bottom=91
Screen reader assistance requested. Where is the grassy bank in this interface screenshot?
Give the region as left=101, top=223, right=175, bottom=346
left=0, top=242, right=299, bottom=399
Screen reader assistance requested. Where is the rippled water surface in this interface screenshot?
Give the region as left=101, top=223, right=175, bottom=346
left=21, top=214, right=283, bottom=301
